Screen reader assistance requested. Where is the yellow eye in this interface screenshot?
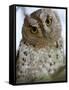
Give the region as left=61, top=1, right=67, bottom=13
left=31, top=26, right=38, bottom=34
left=46, top=15, right=52, bottom=26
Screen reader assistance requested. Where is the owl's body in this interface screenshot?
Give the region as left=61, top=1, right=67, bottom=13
left=16, top=8, right=66, bottom=83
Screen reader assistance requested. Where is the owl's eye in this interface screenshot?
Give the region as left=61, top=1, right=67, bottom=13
left=31, top=26, right=38, bottom=34
left=45, top=15, right=52, bottom=26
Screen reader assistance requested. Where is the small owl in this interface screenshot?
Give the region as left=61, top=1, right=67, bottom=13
left=16, top=8, right=66, bottom=83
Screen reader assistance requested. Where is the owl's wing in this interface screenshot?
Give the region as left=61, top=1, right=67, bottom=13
left=50, top=65, right=66, bottom=81
left=16, top=40, right=22, bottom=62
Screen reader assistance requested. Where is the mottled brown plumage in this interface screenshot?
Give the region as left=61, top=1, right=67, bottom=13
left=16, top=8, right=65, bottom=83
left=22, top=8, right=61, bottom=49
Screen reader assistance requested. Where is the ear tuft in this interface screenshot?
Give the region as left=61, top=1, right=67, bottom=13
left=24, top=15, right=30, bottom=26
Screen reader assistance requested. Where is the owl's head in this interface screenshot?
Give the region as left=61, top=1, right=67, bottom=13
left=22, top=8, right=61, bottom=48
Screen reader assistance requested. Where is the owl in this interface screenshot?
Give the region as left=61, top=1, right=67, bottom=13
left=16, top=8, right=66, bottom=83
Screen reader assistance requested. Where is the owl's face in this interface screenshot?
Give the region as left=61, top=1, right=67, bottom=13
left=22, top=8, right=61, bottom=48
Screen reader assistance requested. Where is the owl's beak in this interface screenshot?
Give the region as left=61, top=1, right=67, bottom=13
left=43, top=28, right=50, bottom=36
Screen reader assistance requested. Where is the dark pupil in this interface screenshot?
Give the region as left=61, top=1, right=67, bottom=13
left=46, top=19, right=50, bottom=24
left=32, top=27, right=36, bottom=32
